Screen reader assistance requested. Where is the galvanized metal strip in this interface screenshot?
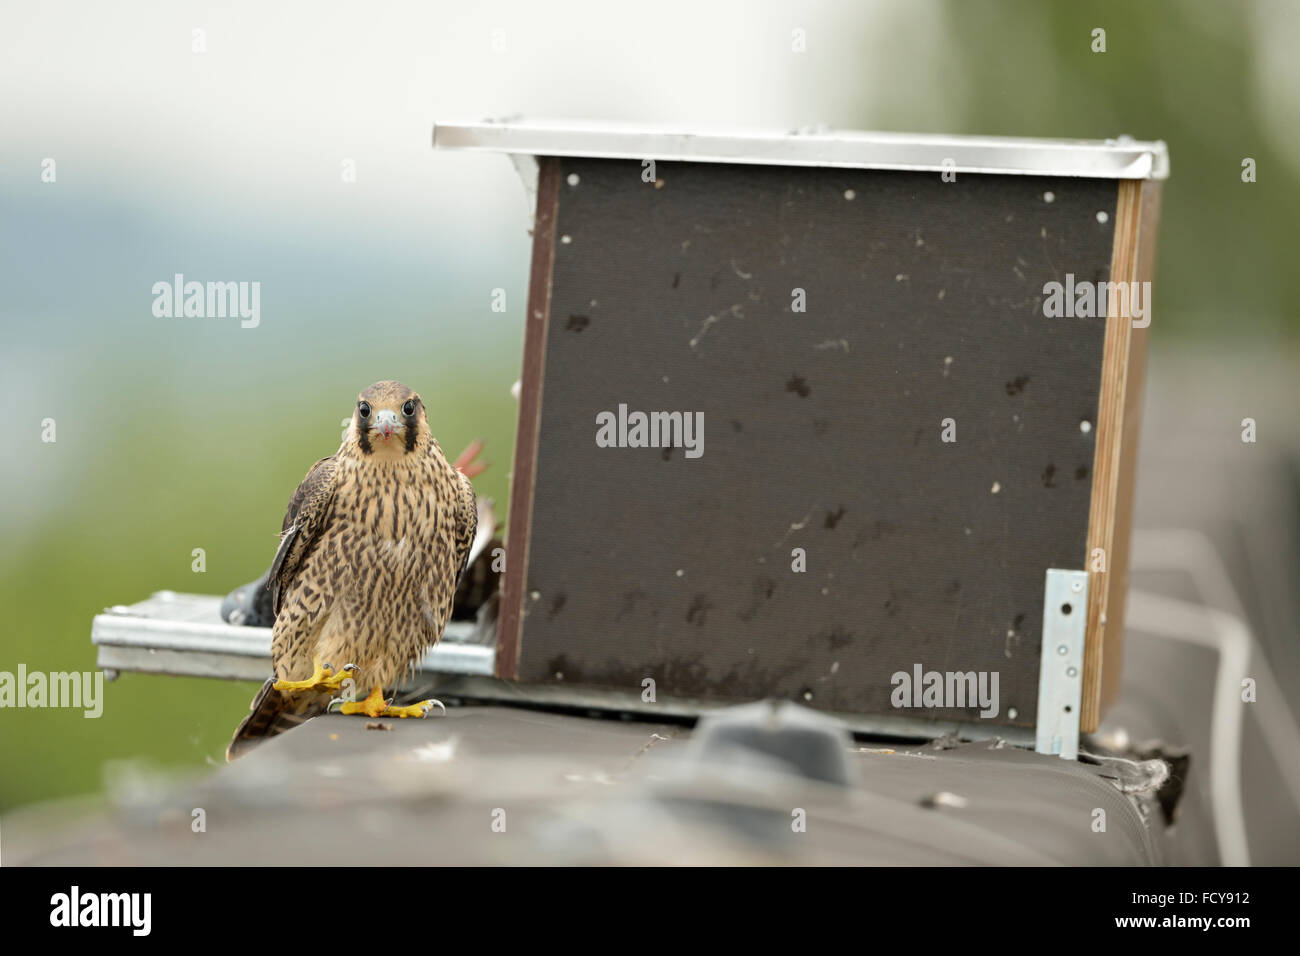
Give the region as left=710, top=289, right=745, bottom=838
left=1035, top=569, right=1089, bottom=759
left=90, top=592, right=494, bottom=680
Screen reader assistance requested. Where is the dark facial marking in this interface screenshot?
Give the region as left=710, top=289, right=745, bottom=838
left=404, top=397, right=420, bottom=453
left=357, top=408, right=373, bottom=455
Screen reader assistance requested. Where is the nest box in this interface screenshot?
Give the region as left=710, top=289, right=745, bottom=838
left=434, top=120, right=1167, bottom=756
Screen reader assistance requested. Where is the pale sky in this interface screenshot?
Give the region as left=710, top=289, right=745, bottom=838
left=2, top=0, right=1297, bottom=535
left=1, top=1, right=919, bottom=243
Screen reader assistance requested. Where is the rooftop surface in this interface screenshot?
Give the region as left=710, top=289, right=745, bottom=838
left=7, top=703, right=1162, bottom=866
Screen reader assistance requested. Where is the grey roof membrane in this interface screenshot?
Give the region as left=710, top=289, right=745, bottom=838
left=8, top=704, right=1161, bottom=865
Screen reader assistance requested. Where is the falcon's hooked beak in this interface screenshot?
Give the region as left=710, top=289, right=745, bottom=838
left=370, top=408, right=404, bottom=440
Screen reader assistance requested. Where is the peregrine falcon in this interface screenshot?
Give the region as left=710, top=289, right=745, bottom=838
left=227, top=380, right=479, bottom=759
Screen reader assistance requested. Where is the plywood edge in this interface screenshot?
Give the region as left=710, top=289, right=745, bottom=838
left=496, top=157, right=561, bottom=680
left=1081, top=179, right=1161, bottom=731
left=1097, top=181, right=1161, bottom=721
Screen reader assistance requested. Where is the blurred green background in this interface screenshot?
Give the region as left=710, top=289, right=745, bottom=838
left=2, top=0, right=1297, bottom=811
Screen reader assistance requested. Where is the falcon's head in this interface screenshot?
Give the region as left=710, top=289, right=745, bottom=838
left=349, top=380, right=430, bottom=458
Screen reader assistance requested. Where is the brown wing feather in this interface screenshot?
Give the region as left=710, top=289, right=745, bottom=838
left=453, top=468, right=477, bottom=587
left=268, top=456, right=338, bottom=616
left=226, top=678, right=324, bottom=761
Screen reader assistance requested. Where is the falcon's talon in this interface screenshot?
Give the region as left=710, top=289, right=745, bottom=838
left=385, top=698, right=446, bottom=719
left=272, top=659, right=345, bottom=694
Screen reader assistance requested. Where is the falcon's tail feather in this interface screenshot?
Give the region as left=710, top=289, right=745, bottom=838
left=226, top=679, right=330, bottom=761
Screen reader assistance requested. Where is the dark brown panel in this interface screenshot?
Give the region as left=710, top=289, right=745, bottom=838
left=513, top=158, right=1119, bottom=727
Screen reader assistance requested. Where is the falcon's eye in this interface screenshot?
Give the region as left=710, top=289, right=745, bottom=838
left=358, top=402, right=371, bottom=419
left=402, top=400, right=416, bottom=417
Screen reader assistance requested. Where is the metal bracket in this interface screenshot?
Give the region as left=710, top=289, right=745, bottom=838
left=1035, top=569, right=1089, bottom=759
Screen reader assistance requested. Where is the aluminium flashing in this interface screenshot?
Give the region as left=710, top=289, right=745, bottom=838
left=433, top=119, right=1169, bottom=180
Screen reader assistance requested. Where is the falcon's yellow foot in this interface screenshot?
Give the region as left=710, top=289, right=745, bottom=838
left=273, top=662, right=358, bottom=694
left=314, top=664, right=360, bottom=692
left=329, top=684, right=391, bottom=718
left=326, top=686, right=446, bottom=719
left=384, top=699, right=447, bottom=719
